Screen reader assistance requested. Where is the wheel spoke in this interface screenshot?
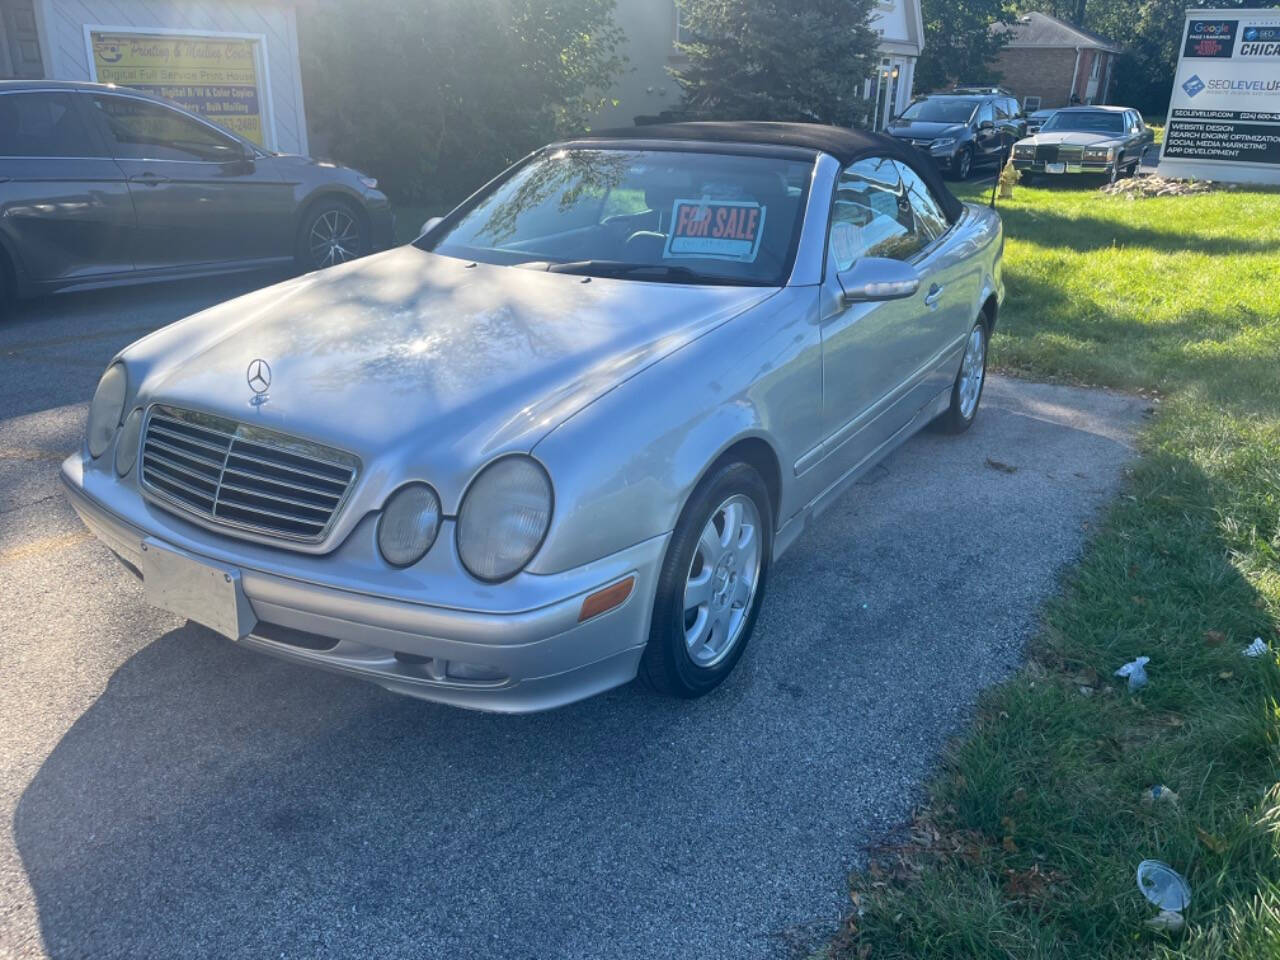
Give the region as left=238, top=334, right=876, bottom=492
left=697, top=522, right=722, bottom=568
left=719, top=501, right=742, bottom=551
left=684, top=569, right=713, bottom=609
left=684, top=607, right=711, bottom=653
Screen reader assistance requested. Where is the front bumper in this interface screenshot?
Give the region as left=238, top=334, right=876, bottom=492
left=62, top=456, right=666, bottom=713
left=893, top=138, right=961, bottom=167
left=365, top=193, right=396, bottom=251
left=1012, top=159, right=1113, bottom=176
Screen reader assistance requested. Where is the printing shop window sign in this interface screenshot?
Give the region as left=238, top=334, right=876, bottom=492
left=1159, top=8, right=1280, bottom=184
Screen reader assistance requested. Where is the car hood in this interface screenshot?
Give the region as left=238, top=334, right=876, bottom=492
left=887, top=121, right=966, bottom=140
left=122, top=246, right=778, bottom=509
left=1024, top=130, right=1120, bottom=147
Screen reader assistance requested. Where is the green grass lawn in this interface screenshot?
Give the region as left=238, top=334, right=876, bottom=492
left=829, top=180, right=1280, bottom=957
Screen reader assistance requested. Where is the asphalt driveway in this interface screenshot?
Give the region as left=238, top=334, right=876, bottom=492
left=0, top=276, right=1145, bottom=959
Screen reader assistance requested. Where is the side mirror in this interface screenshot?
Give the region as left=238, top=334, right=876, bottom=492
left=979, top=119, right=995, bottom=130
left=420, top=215, right=444, bottom=237
left=837, top=258, right=921, bottom=305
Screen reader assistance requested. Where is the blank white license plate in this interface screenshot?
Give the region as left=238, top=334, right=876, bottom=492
left=139, top=538, right=255, bottom=640
left=1045, top=162, right=1066, bottom=174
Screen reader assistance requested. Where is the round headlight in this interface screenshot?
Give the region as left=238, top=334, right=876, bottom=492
left=377, top=483, right=442, bottom=567
left=87, top=363, right=127, bottom=458
left=456, top=456, right=552, bottom=582
left=114, top=408, right=143, bottom=477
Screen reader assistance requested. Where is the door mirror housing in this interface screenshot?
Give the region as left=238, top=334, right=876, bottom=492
left=979, top=119, right=995, bottom=131
left=837, top=258, right=921, bottom=305
left=420, top=216, right=445, bottom=237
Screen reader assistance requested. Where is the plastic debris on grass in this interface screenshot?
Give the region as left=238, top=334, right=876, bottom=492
left=1243, top=637, right=1267, bottom=658
left=1140, top=785, right=1180, bottom=808
left=1115, top=656, right=1150, bottom=691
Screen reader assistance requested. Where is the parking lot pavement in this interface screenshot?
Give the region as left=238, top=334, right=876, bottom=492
left=0, top=280, right=1146, bottom=960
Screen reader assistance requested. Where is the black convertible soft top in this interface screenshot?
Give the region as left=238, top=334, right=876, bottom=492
left=577, top=121, right=965, bottom=223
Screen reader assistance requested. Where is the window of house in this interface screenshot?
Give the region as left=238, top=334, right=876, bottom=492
left=674, top=2, right=690, bottom=44
left=1090, top=54, right=1102, bottom=79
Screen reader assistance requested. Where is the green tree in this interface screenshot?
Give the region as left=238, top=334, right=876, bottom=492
left=914, top=0, right=1013, bottom=93
left=299, top=0, right=624, bottom=207
left=671, top=0, right=880, bottom=127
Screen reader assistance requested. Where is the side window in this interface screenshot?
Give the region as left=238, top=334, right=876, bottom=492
left=0, top=92, right=99, bottom=158
left=91, top=96, right=242, bottom=162
left=977, top=102, right=994, bottom=128
left=827, top=156, right=925, bottom=270
left=993, top=100, right=1010, bottom=122
left=894, top=161, right=950, bottom=243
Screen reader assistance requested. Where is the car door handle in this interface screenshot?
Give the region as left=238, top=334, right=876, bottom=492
left=923, top=283, right=943, bottom=308
left=129, top=173, right=170, bottom=185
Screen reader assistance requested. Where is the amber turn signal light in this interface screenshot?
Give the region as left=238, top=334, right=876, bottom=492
left=578, top=576, right=635, bottom=623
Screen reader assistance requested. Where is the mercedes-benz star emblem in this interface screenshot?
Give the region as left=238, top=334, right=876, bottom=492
left=246, top=358, right=272, bottom=404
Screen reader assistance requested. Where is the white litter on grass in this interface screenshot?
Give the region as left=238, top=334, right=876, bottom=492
left=1116, top=656, right=1150, bottom=691
left=1145, top=910, right=1186, bottom=933
left=1137, top=859, right=1192, bottom=911
left=1243, top=637, right=1268, bottom=658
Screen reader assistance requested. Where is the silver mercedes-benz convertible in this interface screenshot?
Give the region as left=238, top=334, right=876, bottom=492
left=63, top=122, right=1004, bottom=712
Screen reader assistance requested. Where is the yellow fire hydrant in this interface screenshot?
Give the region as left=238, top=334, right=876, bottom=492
left=999, top=157, right=1019, bottom=198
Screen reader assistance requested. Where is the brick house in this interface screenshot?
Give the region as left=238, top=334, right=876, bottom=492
left=990, top=11, right=1122, bottom=111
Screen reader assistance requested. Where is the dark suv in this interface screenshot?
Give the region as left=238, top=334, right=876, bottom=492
left=886, top=93, right=1027, bottom=179
left=0, top=80, right=394, bottom=308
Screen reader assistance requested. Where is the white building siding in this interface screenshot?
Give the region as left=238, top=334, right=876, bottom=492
left=36, top=0, right=307, bottom=153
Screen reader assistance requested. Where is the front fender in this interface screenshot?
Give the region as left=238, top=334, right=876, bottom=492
left=528, top=285, right=822, bottom=575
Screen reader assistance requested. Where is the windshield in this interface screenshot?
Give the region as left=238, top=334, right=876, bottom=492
left=897, top=99, right=977, bottom=125
left=1040, top=111, right=1125, bottom=134
left=417, top=148, right=813, bottom=286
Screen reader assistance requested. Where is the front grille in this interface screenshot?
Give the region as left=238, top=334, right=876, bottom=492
left=1034, top=144, right=1059, bottom=164
left=140, top=404, right=359, bottom=543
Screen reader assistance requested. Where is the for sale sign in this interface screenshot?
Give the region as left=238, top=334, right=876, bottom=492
left=1159, top=8, right=1280, bottom=184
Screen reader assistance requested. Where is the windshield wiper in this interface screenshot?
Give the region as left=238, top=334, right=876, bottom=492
left=545, top=260, right=727, bottom=284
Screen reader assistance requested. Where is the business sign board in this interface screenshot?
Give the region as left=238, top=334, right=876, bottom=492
left=87, top=30, right=268, bottom=146
left=1158, top=9, right=1280, bottom=184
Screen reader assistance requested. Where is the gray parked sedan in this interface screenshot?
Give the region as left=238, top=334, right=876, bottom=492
left=1011, top=105, right=1153, bottom=184
left=0, top=80, right=393, bottom=307
left=62, top=122, right=1004, bottom=712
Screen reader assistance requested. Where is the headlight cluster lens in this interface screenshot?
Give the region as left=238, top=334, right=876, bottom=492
left=1085, top=147, right=1114, bottom=160
left=87, top=363, right=127, bottom=458
left=114, top=408, right=143, bottom=476
left=1014, top=144, right=1033, bottom=157
left=457, top=456, right=552, bottom=582
left=930, top=137, right=956, bottom=151
left=377, top=483, right=441, bottom=567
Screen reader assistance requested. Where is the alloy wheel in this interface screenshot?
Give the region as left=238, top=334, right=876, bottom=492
left=682, top=494, right=763, bottom=668
left=958, top=324, right=986, bottom=419
left=308, top=209, right=361, bottom=268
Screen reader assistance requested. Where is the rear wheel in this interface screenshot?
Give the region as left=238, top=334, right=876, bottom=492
left=296, top=198, right=367, bottom=272
left=640, top=461, right=773, bottom=698
left=934, top=318, right=989, bottom=434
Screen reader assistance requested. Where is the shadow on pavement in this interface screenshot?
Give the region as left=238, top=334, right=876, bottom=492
left=14, top=379, right=1146, bottom=960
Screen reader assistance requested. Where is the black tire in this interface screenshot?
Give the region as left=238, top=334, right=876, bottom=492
left=295, top=197, right=368, bottom=272
left=640, top=460, right=773, bottom=698
left=1021, top=172, right=1037, bottom=187
left=934, top=318, right=989, bottom=434
left=950, top=146, right=974, bottom=181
